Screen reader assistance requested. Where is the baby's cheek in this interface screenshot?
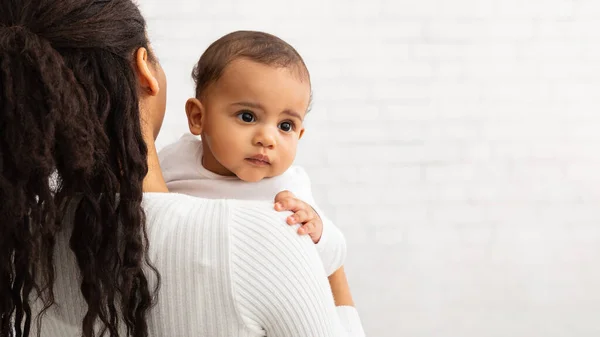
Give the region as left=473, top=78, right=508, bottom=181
left=270, top=158, right=289, bottom=176
left=281, top=146, right=297, bottom=169
left=215, top=142, right=239, bottom=166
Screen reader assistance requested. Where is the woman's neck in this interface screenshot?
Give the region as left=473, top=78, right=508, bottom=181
left=143, top=134, right=169, bottom=193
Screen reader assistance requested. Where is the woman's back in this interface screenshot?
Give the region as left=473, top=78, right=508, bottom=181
left=36, top=193, right=345, bottom=336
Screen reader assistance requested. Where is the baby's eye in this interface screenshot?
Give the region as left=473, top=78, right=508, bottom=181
left=278, top=121, right=294, bottom=132
left=237, top=111, right=255, bottom=123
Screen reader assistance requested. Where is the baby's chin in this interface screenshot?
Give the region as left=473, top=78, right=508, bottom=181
left=235, top=170, right=269, bottom=183
left=235, top=168, right=285, bottom=183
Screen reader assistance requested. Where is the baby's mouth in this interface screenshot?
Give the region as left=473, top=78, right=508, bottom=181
left=245, top=154, right=271, bottom=166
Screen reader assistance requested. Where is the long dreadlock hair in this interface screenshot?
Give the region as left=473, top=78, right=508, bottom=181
left=0, top=0, right=160, bottom=336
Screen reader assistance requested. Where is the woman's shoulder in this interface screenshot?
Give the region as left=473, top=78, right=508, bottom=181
left=142, top=192, right=218, bottom=222
left=142, top=192, right=279, bottom=213
left=142, top=191, right=214, bottom=210
left=142, top=193, right=291, bottom=231
left=139, top=194, right=335, bottom=336
left=142, top=193, right=304, bottom=250
left=226, top=198, right=302, bottom=236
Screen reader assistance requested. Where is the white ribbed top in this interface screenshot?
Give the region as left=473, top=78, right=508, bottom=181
left=33, top=193, right=364, bottom=337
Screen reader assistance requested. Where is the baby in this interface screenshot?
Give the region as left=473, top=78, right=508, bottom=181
left=159, top=30, right=349, bottom=277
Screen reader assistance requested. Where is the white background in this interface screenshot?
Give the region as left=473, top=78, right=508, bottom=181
left=140, top=0, right=600, bottom=336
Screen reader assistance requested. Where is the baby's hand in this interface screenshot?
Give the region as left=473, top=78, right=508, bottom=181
left=274, top=190, right=323, bottom=244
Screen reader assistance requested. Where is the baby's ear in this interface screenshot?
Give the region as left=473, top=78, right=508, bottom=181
left=185, top=98, right=204, bottom=135
left=298, top=127, right=305, bottom=140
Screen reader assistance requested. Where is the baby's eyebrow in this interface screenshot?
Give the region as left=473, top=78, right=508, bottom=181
left=281, top=110, right=304, bottom=121
left=232, top=101, right=264, bottom=110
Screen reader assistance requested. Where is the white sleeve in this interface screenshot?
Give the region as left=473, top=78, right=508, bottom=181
left=285, top=167, right=347, bottom=276
left=229, top=201, right=349, bottom=337
left=337, top=306, right=367, bottom=337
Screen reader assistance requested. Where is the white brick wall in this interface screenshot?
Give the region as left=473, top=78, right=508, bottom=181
left=140, top=0, right=600, bottom=336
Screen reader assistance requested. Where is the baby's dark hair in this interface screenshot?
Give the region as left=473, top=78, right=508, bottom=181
left=192, top=30, right=311, bottom=99
left=0, top=0, right=159, bottom=336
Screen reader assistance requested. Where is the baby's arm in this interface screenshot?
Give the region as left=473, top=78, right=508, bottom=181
left=330, top=266, right=366, bottom=336
left=274, top=167, right=347, bottom=276
left=272, top=169, right=365, bottom=336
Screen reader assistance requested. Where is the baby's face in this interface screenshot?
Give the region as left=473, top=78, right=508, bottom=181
left=198, top=58, right=310, bottom=182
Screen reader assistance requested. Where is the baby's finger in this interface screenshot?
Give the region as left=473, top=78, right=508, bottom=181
left=287, top=209, right=313, bottom=225
left=274, top=190, right=296, bottom=204
left=298, top=221, right=316, bottom=235
left=274, top=197, right=302, bottom=213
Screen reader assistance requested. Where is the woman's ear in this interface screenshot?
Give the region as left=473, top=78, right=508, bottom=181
left=135, top=47, right=160, bottom=96
left=185, top=98, right=204, bottom=135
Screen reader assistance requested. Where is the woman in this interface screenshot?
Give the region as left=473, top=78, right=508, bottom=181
left=0, top=0, right=363, bottom=336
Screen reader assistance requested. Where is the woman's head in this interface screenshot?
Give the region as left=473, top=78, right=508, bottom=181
left=0, top=0, right=165, bottom=336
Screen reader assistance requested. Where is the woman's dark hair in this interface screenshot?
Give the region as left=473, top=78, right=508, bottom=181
left=0, top=1, right=159, bottom=336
